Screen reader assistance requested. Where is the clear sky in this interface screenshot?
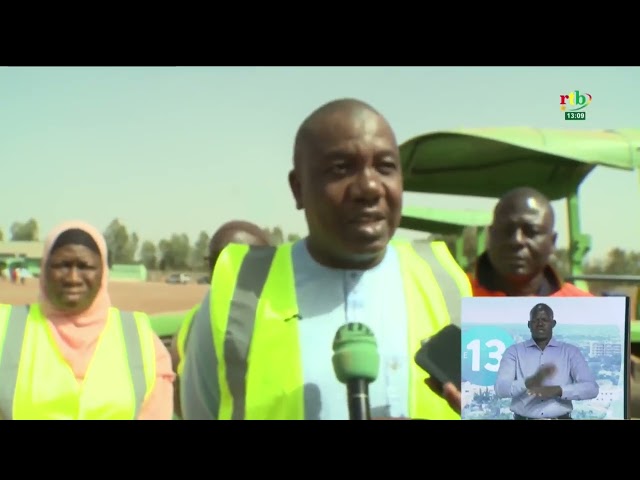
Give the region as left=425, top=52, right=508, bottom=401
left=461, top=296, right=627, bottom=326
left=1, top=66, right=638, bottom=261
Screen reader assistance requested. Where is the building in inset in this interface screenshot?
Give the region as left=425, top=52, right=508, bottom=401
left=589, top=341, right=622, bottom=357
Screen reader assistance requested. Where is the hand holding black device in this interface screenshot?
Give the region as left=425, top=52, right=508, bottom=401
left=414, top=324, right=461, bottom=391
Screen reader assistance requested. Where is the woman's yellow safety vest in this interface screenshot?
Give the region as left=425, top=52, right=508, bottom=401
left=0, top=303, right=157, bottom=420
left=176, top=304, right=199, bottom=376
left=208, top=239, right=472, bottom=420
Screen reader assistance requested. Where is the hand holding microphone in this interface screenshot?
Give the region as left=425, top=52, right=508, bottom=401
left=332, top=322, right=380, bottom=420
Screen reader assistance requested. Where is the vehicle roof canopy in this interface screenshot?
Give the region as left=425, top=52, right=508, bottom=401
left=400, top=206, right=492, bottom=235
left=401, top=127, right=640, bottom=200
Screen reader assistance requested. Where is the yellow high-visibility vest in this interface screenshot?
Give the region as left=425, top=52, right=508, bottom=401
left=176, top=304, right=199, bottom=376
left=207, top=239, right=471, bottom=420
left=0, top=303, right=157, bottom=420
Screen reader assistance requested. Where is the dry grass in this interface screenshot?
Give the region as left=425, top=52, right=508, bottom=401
left=0, top=278, right=208, bottom=314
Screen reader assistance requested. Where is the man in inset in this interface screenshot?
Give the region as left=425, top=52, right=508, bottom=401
left=471, top=187, right=591, bottom=297
left=494, top=302, right=599, bottom=419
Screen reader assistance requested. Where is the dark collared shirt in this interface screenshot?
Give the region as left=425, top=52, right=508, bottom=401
left=494, top=337, right=599, bottom=417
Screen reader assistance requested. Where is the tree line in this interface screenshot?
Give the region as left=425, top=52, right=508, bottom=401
left=4, top=219, right=639, bottom=282
left=2, top=218, right=302, bottom=272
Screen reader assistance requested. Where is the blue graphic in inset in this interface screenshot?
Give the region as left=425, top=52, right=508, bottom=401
left=462, top=326, right=515, bottom=387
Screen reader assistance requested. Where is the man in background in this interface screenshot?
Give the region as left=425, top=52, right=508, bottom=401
left=170, top=220, right=271, bottom=418
left=494, top=302, right=599, bottom=419
left=471, top=187, right=592, bottom=297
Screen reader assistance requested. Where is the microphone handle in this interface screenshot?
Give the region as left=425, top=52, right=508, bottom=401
left=347, top=379, right=371, bottom=420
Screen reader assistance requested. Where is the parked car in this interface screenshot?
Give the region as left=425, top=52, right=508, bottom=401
left=165, top=273, right=191, bottom=284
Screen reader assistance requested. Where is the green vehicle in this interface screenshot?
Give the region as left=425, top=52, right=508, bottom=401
left=400, top=126, right=640, bottom=338
left=150, top=311, right=188, bottom=347
left=400, top=206, right=491, bottom=271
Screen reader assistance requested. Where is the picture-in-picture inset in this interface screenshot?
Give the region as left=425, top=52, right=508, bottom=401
left=460, top=296, right=629, bottom=420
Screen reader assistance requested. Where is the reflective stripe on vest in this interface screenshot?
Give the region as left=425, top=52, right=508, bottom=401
left=410, top=242, right=463, bottom=327
left=209, top=241, right=468, bottom=420
left=177, top=304, right=200, bottom=376
left=223, top=247, right=276, bottom=420
left=0, top=305, right=29, bottom=418
left=0, top=305, right=150, bottom=420
left=120, top=310, right=148, bottom=419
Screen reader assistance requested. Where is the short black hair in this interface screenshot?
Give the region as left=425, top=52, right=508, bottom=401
left=292, top=98, right=380, bottom=170
left=529, top=302, right=554, bottom=320
left=493, top=187, right=555, bottom=228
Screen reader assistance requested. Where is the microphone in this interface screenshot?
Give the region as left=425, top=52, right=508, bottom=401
left=332, top=322, right=380, bottom=420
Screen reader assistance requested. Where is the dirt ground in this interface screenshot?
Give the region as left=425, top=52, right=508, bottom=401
left=0, top=279, right=208, bottom=314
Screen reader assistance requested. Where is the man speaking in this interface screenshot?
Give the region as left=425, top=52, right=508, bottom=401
left=494, top=303, right=599, bottom=419
left=180, top=98, right=470, bottom=420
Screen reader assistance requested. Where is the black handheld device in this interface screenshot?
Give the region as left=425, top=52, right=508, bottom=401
left=414, top=324, right=461, bottom=391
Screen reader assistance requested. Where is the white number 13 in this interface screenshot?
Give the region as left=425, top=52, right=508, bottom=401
left=466, top=339, right=506, bottom=373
